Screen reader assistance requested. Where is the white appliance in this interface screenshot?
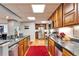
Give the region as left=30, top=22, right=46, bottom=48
left=9, top=44, right=18, bottom=56
left=0, top=42, right=9, bottom=56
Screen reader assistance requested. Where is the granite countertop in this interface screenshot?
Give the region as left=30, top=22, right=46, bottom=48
left=0, top=35, right=30, bottom=48
left=50, top=36, right=79, bottom=56
left=0, top=40, right=9, bottom=45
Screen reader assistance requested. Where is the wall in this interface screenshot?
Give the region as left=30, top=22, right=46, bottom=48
left=0, top=19, right=8, bottom=34
left=73, top=25, right=79, bottom=38
left=8, top=20, right=20, bottom=36
left=20, top=22, right=35, bottom=41
left=57, top=25, right=79, bottom=39
left=0, top=23, right=8, bottom=33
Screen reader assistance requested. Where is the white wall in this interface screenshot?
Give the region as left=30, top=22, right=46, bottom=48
left=0, top=24, right=8, bottom=33
left=8, top=20, right=20, bottom=36
left=73, top=25, right=79, bottom=38
left=20, top=22, right=35, bottom=41
left=0, top=19, right=8, bottom=34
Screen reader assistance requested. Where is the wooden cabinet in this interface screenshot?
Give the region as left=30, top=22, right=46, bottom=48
left=18, top=40, right=24, bottom=56
left=77, top=4, right=79, bottom=23
left=49, top=3, right=79, bottom=28
left=48, top=38, right=75, bottom=56
left=48, top=39, right=55, bottom=56
left=63, top=3, right=77, bottom=26
left=51, top=4, right=63, bottom=28
left=18, top=37, right=30, bottom=56
left=52, top=11, right=58, bottom=28
left=57, top=4, right=63, bottom=27
left=62, top=48, right=74, bottom=56
left=24, top=38, right=29, bottom=54
left=18, top=44, right=24, bottom=56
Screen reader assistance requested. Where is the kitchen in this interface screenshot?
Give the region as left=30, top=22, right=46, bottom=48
left=0, top=3, right=79, bottom=56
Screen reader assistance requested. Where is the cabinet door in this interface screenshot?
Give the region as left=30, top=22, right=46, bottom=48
left=63, top=3, right=77, bottom=26
left=18, top=40, right=24, bottom=56
left=62, top=48, right=74, bottom=56
left=18, top=44, right=24, bottom=56
left=24, top=39, right=28, bottom=54
left=78, top=3, right=79, bottom=23
left=57, top=4, right=63, bottom=27
left=53, top=11, right=58, bottom=28
left=63, top=3, right=75, bottom=14
left=51, top=4, right=63, bottom=28
left=48, top=39, right=55, bottom=56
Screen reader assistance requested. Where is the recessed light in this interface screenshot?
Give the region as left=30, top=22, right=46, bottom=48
left=6, top=16, right=9, bottom=19
left=32, top=4, right=45, bottom=13
left=27, top=17, right=35, bottom=20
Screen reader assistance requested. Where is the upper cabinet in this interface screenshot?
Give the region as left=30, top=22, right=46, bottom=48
left=51, top=4, right=63, bottom=28
left=63, top=3, right=77, bottom=26
left=49, top=3, right=79, bottom=28
left=78, top=4, right=79, bottom=23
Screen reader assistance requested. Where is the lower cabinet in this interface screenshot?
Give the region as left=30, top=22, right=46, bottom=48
left=18, top=37, right=29, bottom=56
left=18, top=44, right=24, bottom=56
left=9, top=44, right=18, bottom=56
left=48, top=39, right=55, bottom=56
left=48, top=38, right=74, bottom=56
left=24, top=39, right=29, bottom=54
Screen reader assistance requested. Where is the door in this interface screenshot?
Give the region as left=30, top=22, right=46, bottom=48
left=38, top=27, right=44, bottom=39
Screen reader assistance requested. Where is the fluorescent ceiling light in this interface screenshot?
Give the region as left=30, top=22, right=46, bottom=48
left=32, top=4, right=45, bottom=13
left=27, top=17, right=35, bottom=20
left=41, top=21, right=48, bottom=23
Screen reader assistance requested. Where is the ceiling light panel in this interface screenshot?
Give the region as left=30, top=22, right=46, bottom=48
left=27, top=17, right=35, bottom=20
left=32, top=4, right=45, bottom=13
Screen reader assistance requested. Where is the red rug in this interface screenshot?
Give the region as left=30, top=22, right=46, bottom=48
left=25, top=46, right=49, bottom=56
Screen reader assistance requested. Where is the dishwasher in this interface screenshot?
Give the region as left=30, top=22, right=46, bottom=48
left=9, top=44, right=18, bottom=56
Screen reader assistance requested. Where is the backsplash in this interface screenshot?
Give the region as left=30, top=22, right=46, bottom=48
left=73, top=25, right=79, bottom=38
left=58, top=27, right=74, bottom=38
left=50, top=25, right=79, bottom=39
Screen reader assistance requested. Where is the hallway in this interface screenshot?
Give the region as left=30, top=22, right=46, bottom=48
left=25, top=39, right=50, bottom=56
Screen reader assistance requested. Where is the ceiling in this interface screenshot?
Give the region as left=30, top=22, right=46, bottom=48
left=1, top=3, right=60, bottom=22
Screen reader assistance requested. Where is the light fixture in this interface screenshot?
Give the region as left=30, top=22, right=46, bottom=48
left=5, top=16, right=9, bottom=19
left=27, top=17, right=35, bottom=20
left=32, top=4, right=45, bottom=13
left=41, top=21, right=49, bottom=23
